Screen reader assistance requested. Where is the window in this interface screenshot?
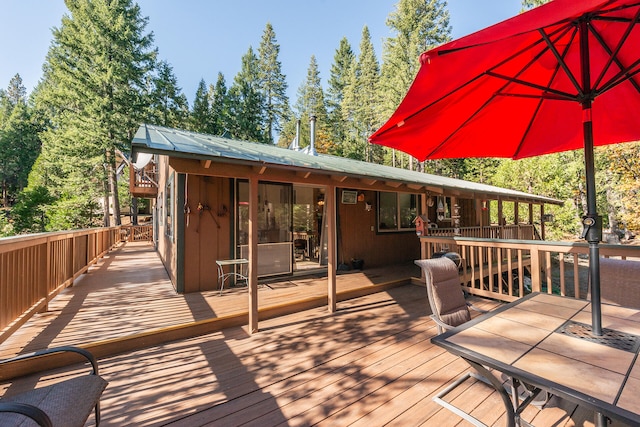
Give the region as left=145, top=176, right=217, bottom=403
left=165, top=174, right=174, bottom=239
left=378, top=191, right=420, bottom=232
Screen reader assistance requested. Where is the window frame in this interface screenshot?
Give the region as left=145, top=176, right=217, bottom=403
left=165, top=173, right=174, bottom=240
left=377, top=191, right=421, bottom=233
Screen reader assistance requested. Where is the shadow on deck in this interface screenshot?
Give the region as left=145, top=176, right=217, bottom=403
left=0, top=242, right=618, bottom=426
left=0, top=241, right=420, bottom=362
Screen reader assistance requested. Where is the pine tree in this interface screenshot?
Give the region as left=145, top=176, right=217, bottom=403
left=32, top=0, right=156, bottom=230
left=381, top=0, right=450, bottom=118
left=209, top=72, right=231, bottom=136
left=341, top=26, right=381, bottom=162
left=341, top=52, right=360, bottom=160
left=293, top=55, right=334, bottom=154
left=228, top=47, right=266, bottom=142
left=522, top=0, right=549, bottom=11
left=258, top=23, right=289, bottom=144
left=190, top=78, right=211, bottom=132
left=148, top=60, right=188, bottom=129
left=327, top=38, right=355, bottom=157
left=380, top=0, right=451, bottom=170
left=0, top=75, right=40, bottom=208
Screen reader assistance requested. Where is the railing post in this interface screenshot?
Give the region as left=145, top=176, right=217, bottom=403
left=530, top=246, right=542, bottom=292
left=43, top=237, right=51, bottom=313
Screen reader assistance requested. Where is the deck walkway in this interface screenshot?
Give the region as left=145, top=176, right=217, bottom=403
left=0, top=242, right=623, bottom=426
left=0, top=241, right=419, bottom=360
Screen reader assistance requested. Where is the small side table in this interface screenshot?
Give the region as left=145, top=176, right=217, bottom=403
left=216, top=259, right=249, bottom=295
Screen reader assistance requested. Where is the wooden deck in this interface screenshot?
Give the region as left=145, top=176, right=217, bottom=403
left=0, top=242, right=624, bottom=426
left=0, top=242, right=419, bottom=361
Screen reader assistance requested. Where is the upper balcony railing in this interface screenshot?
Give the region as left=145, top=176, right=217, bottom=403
left=130, top=166, right=158, bottom=198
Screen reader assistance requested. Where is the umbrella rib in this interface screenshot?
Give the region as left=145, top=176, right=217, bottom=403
left=539, top=28, right=584, bottom=98
left=485, top=71, right=579, bottom=101
left=590, top=7, right=640, bottom=95
left=598, top=65, right=640, bottom=95
left=429, top=26, right=578, bottom=158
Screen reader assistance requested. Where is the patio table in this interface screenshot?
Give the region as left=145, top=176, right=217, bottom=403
left=431, top=292, right=640, bottom=427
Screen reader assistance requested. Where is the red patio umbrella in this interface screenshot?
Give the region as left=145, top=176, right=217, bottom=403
left=370, top=0, right=640, bottom=335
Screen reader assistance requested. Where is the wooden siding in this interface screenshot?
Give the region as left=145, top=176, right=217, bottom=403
left=183, top=176, right=233, bottom=293
left=338, top=189, right=420, bottom=268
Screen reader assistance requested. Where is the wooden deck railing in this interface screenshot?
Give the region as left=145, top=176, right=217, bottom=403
left=120, top=224, right=153, bottom=242
left=426, top=224, right=537, bottom=241
left=0, top=227, right=122, bottom=342
left=420, top=235, right=640, bottom=303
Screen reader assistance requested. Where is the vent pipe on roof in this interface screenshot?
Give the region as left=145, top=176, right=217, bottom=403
left=295, top=119, right=301, bottom=150
left=309, top=115, right=318, bottom=156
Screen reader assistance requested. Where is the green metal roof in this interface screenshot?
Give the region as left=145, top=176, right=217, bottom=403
left=132, top=124, right=563, bottom=205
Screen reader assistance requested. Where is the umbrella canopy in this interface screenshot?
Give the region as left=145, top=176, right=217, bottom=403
left=370, top=0, right=640, bottom=335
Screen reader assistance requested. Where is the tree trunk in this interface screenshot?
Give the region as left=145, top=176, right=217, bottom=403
left=132, top=197, right=138, bottom=225
left=604, top=171, right=619, bottom=234
left=1, top=179, right=7, bottom=207
left=107, top=149, right=122, bottom=226
left=103, top=169, right=110, bottom=227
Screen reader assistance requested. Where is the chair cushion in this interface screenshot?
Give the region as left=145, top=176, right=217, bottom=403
left=415, top=258, right=471, bottom=327
left=433, top=276, right=471, bottom=326
left=593, top=258, right=640, bottom=308
left=1, top=375, right=107, bottom=427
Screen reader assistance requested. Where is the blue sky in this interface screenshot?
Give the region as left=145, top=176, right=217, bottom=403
left=1, top=0, right=522, bottom=104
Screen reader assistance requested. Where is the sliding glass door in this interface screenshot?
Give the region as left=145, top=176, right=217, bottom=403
left=237, top=181, right=293, bottom=276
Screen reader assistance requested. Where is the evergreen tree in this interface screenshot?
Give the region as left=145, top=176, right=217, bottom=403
left=0, top=75, right=40, bottom=208
left=228, top=47, right=266, bottom=142
left=326, top=37, right=355, bottom=157
left=31, top=0, right=156, bottom=230
left=522, top=0, right=548, bottom=11
left=5, top=74, right=27, bottom=107
left=258, top=23, right=289, bottom=144
left=209, top=72, right=230, bottom=136
left=381, top=0, right=451, bottom=170
left=0, top=102, right=40, bottom=207
left=381, top=0, right=450, bottom=118
left=293, top=55, right=334, bottom=154
left=190, top=78, right=211, bottom=132
left=148, top=60, right=188, bottom=128
left=342, top=26, right=381, bottom=162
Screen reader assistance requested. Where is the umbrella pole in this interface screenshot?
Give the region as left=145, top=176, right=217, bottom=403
left=579, top=19, right=602, bottom=337
left=582, top=111, right=602, bottom=336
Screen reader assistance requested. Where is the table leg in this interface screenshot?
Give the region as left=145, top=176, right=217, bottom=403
left=595, top=412, right=608, bottom=427
left=464, top=359, right=516, bottom=427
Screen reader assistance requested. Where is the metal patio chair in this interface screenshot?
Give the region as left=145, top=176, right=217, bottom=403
left=415, top=257, right=547, bottom=426
left=589, top=257, right=640, bottom=308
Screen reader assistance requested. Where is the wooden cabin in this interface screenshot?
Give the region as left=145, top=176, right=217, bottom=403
left=130, top=124, right=561, bottom=294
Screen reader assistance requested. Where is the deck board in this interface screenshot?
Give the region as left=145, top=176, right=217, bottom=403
left=1, top=241, right=627, bottom=426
